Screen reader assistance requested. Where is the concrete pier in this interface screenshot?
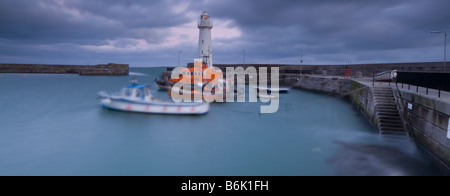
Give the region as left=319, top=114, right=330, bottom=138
left=291, top=74, right=450, bottom=167
left=0, top=63, right=129, bottom=76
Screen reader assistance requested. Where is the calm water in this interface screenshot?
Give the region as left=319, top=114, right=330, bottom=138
left=0, top=68, right=443, bottom=176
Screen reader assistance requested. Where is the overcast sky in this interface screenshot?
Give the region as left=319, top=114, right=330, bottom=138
left=0, top=0, right=449, bottom=67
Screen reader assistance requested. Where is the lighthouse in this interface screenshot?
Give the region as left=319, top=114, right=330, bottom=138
left=198, top=11, right=213, bottom=67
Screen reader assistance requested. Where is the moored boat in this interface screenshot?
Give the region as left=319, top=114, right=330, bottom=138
left=253, top=86, right=291, bottom=93
left=98, top=79, right=209, bottom=115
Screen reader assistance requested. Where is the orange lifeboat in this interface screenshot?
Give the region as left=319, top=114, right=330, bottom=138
left=168, top=62, right=224, bottom=101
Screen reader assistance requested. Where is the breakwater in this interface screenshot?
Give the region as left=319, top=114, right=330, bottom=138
left=292, top=75, right=450, bottom=169
left=214, top=61, right=447, bottom=77
left=396, top=88, right=450, bottom=167
left=0, top=63, right=129, bottom=75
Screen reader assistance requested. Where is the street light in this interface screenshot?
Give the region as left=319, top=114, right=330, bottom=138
left=177, top=50, right=182, bottom=67
left=295, top=47, right=303, bottom=65
left=242, top=49, right=246, bottom=65
left=430, top=31, right=447, bottom=72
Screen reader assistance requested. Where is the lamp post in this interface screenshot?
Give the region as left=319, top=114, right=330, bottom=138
left=296, top=47, right=303, bottom=65
left=430, top=31, right=447, bottom=72
left=242, top=49, right=246, bottom=65
left=177, top=50, right=182, bottom=67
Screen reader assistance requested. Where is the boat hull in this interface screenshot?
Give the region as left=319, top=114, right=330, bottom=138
left=253, top=86, right=290, bottom=93
left=99, top=97, right=209, bottom=115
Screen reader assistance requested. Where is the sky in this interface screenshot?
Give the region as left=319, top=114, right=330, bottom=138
left=0, top=0, right=449, bottom=67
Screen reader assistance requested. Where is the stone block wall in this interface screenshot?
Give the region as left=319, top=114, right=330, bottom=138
left=396, top=89, right=450, bottom=166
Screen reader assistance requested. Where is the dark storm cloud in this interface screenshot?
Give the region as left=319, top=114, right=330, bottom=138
left=0, top=0, right=448, bottom=66
left=206, top=0, right=450, bottom=64
left=0, top=0, right=195, bottom=44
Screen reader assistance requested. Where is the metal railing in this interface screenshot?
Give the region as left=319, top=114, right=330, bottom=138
left=396, top=72, right=450, bottom=98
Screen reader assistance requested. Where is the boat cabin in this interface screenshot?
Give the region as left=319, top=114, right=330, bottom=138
left=120, top=84, right=152, bottom=101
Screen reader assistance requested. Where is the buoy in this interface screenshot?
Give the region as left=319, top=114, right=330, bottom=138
left=23, top=74, right=27, bottom=77
left=0, top=74, right=3, bottom=78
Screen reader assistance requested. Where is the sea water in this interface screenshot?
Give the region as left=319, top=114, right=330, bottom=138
left=0, top=68, right=443, bottom=176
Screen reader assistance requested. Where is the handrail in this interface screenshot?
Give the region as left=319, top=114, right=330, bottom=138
left=394, top=82, right=415, bottom=139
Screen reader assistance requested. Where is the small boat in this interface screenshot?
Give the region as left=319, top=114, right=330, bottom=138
left=257, top=94, right=279, bottom=99
left=98, top=79, right=209, bottom=115
left=253, top=86, right=291, bottom=93
left=374, top=70, right=397, bottom=82
left=154, top=78, right=174, bottom=91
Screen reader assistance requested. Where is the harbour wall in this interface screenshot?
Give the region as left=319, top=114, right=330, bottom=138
left=348, top=81, right=378, bottom=127
left=292, top=75, right=450, bottom=168
left=293, top=76, right=378, bottom=127
left=168, top=61, right=446, bottom=86
left=213, top=61, right=447, bottom=77
left=0, top=63, right=129, bottom=75
left=293, top=75, right=351, bottom=97
left=396, top=88, right=450, bottom=167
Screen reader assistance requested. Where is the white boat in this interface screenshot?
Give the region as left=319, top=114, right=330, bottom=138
left=257, top=94, right=279, bottom=99
left=97, top=80, right=209, bottom=115
left=253, top=86, right=291, bottom=93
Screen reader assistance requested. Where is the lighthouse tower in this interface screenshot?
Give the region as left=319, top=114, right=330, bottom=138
left=198, top=11, right=213, bottom=67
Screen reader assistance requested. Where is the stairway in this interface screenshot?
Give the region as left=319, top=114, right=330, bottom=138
left=372, top=86, right=406, bottom=135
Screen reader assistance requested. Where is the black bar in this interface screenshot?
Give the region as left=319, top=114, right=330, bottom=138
left=426, top=88, right=428, bottom=95
left=397, top=72, right=450, bottom=92
left=439, top=89, right=441, bottom=98
left=416, top=86, right=419, bottom=92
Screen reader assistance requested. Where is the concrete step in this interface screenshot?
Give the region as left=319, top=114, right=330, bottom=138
left=379, top=119, right=403, bottom=125
left=371, top=87, right=405, bottom=135
left=378, top=115, right=402, bottom=120
left=378, top=114, right=400, bottom=118
left=377, top=106, right=398, bottom=110
left=380, top=130, right=406, bottom=135
left=375, top=102, right=396, bottom=105
left=374, top=97, right=395, bottom=100
left=377, top=109, right=401, bottom=113
left=380, top=127, right=405, bottom=132
left=374, top=96, right=394, bottom=98
left=373, top=92, right=394, bottom=94
left=377, top=104, right=397, bottom=107
left=373, top=90, right=393, bottom=92
left=378, top=122, right=404, bottom=128
left=373, top=92, right=394, bottom=95
left=376, top=103, right=396, bottom=106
